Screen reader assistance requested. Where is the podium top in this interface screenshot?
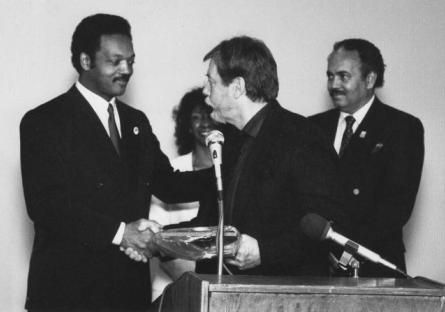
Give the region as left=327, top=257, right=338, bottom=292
left=158, top=273, right=445, bottom=312
left=193, top=273, right=445, bottom=297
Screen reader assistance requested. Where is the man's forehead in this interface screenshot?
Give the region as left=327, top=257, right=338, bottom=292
left=98, top=34, right=134, bottom=54
left=328, top=49, right=361, bottom=70
left=207, top=60, right=218, bottom=78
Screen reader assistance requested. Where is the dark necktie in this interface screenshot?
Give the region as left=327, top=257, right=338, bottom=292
left=339, top=115, right=355, bottom=157
left=108, top=103, right=121, bottom=155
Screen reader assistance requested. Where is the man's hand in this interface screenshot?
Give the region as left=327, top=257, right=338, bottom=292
left=225, top=234, right=261, bottom=270
left=119, top=219, right=163, bottom=263
left=136, top=219, right=163, bottom=233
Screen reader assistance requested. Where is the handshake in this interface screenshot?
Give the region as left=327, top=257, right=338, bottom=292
left=119, top=219, right=163, bottom=263
left=118, top=219, right=262, bottom=271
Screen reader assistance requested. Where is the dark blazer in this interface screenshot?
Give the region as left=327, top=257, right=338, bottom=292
left=20, top=86, right=208, bottom=310
left=179, top=101, right=347, bottom=276
left=309, top=97, right=424, bottom=277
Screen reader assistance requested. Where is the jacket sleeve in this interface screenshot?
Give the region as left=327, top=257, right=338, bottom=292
left=139, top=113, right=213, bottom=204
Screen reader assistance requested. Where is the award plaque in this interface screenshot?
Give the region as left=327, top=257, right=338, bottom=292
left=153, top=226, right=240, bottom=261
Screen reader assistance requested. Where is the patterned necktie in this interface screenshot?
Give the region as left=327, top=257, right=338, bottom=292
left=339, top=115, right=355, bottom=157
left=108, top=103, right=120, bottom=155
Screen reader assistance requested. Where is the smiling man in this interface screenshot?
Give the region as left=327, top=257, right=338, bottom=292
left=309, top=39, right=424, bottom=277
left=20, top=14, right=209, bottom=311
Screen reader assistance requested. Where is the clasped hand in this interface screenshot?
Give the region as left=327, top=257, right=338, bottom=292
left=225, top=234, right=261, bottom=270
left=120, top=224, right=261, bottom=270
left=119, top=219, right=162, bottom=263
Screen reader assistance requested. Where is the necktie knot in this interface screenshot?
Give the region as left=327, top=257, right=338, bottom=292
left=345, top=115, right=355, bottom=129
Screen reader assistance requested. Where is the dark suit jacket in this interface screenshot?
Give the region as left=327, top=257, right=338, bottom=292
left=309, top=97, right=424, bottom=277
left=20, top=86, right=208, bottom=310
left=177, top=101, right=347, bottom=276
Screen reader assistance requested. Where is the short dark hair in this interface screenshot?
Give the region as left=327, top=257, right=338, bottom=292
left=333, top=38, right=386, bottom=88
left=71, top=14, right=132, bottom=73
left=204, top=36, right=279, bottom=102
left=173, top=87, right=213, bottom=155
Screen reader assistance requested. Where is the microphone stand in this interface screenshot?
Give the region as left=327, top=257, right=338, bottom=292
left=215, top=163, right=224, bottom=277
left=205, top=130, right=225, bottom=278
left=301, top=213, right=412, bottom=278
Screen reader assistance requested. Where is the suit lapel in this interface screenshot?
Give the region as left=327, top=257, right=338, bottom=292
left=116, top=101, right=146, bottom=178
left=67, top=86, right=122, bottom=165
left=116, top=101, right=135, bottom=158
left=229, top=103, right=282, bottom=221
left=324, top=109, right=341, bottom=144
left=342, top=98, right=387, bottom=159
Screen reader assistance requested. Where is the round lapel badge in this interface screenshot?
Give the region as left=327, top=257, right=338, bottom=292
left=133, top=126, right=139, bottom=135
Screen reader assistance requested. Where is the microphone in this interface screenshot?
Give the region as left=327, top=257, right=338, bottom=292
left=300, top=213, right=410, bottom=278
left=205, top=130, right=224, bottom=164
left=205, top=130, right=224, bottom=192
left=205, top=130, right=225, bottom=276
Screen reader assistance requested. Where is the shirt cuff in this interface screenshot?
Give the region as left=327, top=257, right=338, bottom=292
left=112, top=222, right=126, bottom=245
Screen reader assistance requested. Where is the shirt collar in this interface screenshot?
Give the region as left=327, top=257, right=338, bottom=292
left=75, top=81, right=116, bottom=109
left=339, top=94, right=375, bottom=126
left=242, top=103, right=270, bottom=138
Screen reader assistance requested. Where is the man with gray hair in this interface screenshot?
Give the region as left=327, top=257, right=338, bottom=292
left=179, top=36, right=347, bottom=276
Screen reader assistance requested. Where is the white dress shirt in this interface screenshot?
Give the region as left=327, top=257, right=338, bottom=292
left=75, top=81, right=125, bottom=245
left=75, top=81, right=122, bottom=137
left=333, top=95, right=375, bottom=154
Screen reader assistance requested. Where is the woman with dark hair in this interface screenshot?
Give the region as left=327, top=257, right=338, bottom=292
left=149, top=87, right=219, bottom=300
left=172, top=87, right=217, bottom=168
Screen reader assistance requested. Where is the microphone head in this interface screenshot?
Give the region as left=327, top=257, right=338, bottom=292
left=300, top=213, right=331, bottom=241
left=205, top=130, right=224, bottom=147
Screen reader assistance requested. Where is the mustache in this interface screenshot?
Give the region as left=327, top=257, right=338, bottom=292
left=329, top=89, right=346, bottom=96
left=113, top=75, right=130, bottom=83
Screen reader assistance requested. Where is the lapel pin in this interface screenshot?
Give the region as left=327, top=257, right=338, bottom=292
left=133, top=126, right=139, bottom=135
left=359, top=131, right=367, bottom=138
left=371, top=143, right=384, bottom=154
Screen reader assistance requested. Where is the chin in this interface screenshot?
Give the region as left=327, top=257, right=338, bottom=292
left=113, top=88, right=127, bottom=97
left=211, top=111, right=226, bottom=124
left=332, top=100, right=347, bottom=109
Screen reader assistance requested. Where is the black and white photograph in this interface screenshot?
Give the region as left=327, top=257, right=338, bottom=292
left=1, top=0, right=444, bottom=311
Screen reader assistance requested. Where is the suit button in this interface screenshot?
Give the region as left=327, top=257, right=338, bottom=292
left=352, top=188, right=360, bottom=195
left=97, top=182, right=104, bottom=188
left=145, top=181, right=150, bottom=187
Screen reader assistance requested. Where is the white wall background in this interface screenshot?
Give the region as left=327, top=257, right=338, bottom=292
left=1, top=0, right=444, bottom=310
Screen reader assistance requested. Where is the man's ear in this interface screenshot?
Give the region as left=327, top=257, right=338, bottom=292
left=232, top=77, right=246, bottom=99
left=80, top=52, right=92, bottom=71
left=366, top=72, right=377, bottom=89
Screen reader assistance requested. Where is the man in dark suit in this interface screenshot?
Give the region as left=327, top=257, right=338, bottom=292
left=309, top=39, right=424, bottom=277
left=178, top=36, right=347, bottom=276
left=20, top=14, right=208, bottom=311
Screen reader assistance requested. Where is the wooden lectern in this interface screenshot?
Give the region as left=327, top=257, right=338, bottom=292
left=157, top=272, right=445, bottom=312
